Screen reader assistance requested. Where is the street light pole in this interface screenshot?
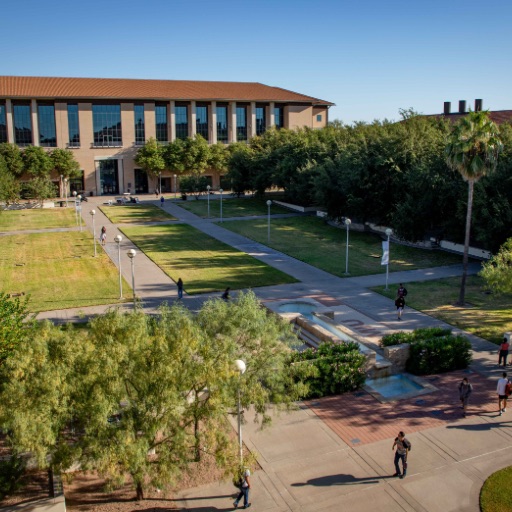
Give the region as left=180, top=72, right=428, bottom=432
left=127, top=249, right=137, bottom=310
left=385, top=228, right=392, bottom=290
left=234, top=359, right=246, bottom=465
left=115, top=235, right=123, bottom=299
left=266, top=200, right=272, bottom=244
left=219, top=188, right=223, bottom=223
left=344, top=218, right=351, bottom=275
left=207, top=185, right=210, bottom=218
left=90, top=209, right=97, bottom=257
left=60, top=174, right=63, bottom=200
left=77, top=195, right=82, bottom=232
left=73, top=191, right=78, bottom=225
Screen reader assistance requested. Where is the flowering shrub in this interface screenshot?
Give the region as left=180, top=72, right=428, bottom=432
left=288, top=341, right=366, bottom=398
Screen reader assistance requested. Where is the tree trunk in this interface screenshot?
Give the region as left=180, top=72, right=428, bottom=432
left=458, top=179, right=474, bottom=306
left=136, top=481, right=144, bottom=501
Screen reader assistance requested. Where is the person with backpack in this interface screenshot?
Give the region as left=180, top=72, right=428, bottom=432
left=395, top=295, right=405, bottom=321
left=392, top=431, right=411, bottom=479
left=458, top=377, right=473, bottom=417
left=397, top=283, right=408, bottom=299
left=497, top=372, right=511, bottom=416
left=233, top=468, right=251, bottom=509
left=498, top=337, right=509, bottom=367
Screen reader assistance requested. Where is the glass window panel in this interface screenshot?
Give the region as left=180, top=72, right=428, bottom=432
left=155, top=105, right=167, bottom=142
left=236, top=107, right=247, bottom=142
left=175, top=106, right=188, bottom=140
left=216, top=106, right=228, bottom=143
left=196, top=106, right=208, bottom=140
left=256, top=107, right=266, bottom=136
left=92, top=104, right=122, bottom=147
left=0, top=104, right=7, bottom=143
left=134, top=104, right=145, bottom=145
left=67, top=104, right=80, bottom=147
left=38, top=104, right=56, bottom=147
left=274, top=107, right=284, bottom=129
left=13, top=104, right=32, bottom=146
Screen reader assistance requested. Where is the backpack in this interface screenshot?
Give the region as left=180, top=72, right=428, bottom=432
left=403, top=439, right=412, bottom=451
left=506, top=382, right=512, bottom=397
left=402, top=288, right=408, bottom=297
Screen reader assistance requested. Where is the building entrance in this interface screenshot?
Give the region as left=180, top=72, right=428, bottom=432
left=97, top=159, right=119, bottom=195
left=134, top=169, right=148, bottom=194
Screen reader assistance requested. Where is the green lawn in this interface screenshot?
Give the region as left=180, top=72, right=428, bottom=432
left=0, top=231, right=130, bottom=312
left=480, top=466, right=512, bottom=511
left=121, top=224, right=297, bottom=294
left=373, top=275, right=512, bottom=345
left=222, top=217, right=463, bottom=277
left=99, top=204, right=176, bottom=224
left=0, top=208, right=76, bottom=231
left=176, top=197, right=291, bottom=218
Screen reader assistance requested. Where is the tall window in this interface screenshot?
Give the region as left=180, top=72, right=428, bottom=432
left=196, top=105, right=208, bottom=140
left=155, top=104, right=167, bottom=142
left=236, top=106, right=247, bottom=142
left=216, top=106, right=228, bottom=143
left=175, top=105, right=188, bottom=140
left=38, top=103, right=56, bottom=147
left=134, top=104, right=145, bottom=145
left=13, top=104, right=32, bottom=146
left=0, top=104, right=7, bottom=143
left=67, top=104, right=80, bottom=147
left=92, top=104, right=122, bottom=147
left=274, top=106, right=284, bottom=129
left=256, top=107, right=266, bottom=136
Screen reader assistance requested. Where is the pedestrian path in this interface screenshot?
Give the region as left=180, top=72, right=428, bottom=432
left=32, top=196, right=511, bottom=512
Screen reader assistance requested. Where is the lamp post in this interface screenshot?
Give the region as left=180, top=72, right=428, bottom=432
left=90, top=209, right=97, bottom=257
left=127, top=249, right=137, bottom=310
left=60, top=174, right=63, bottom=200
left=344, top=218, right=351, bottom=275
left=266, top=200, right=272, bottom=244
left=385, top=228, right=393, bottom=290
left=77, top=195, right=82, bottom=232
left=159, top=171, right=162, bottom=197
left=234, top=359, right=246, bottom=465
left=73, top=191, right=78, bottom=226
left=114, top=235, right=123, bottom=299
left=64, top=178, right=68, bottom=207
left=207, top=185, right=211, bottom=218
left=219, top=188, right=223, bottom=223
left=174, top=174, right=177, bottom=200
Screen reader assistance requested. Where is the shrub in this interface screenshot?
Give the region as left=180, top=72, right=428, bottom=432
left=380, top=331, right=413, bottom=347
left=380, top=327, right=451, bottom=347
left=406, top=334, right=472, bottom=375
left=0, top=455, right=26, bottom=499
left=289, top=341, right=366, bottom=398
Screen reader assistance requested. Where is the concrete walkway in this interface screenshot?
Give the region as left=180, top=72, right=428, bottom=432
left=29, top=195, right=511, bottom=511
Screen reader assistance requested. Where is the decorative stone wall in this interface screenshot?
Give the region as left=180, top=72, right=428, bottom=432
left=383, top=344, right=410, bottom=371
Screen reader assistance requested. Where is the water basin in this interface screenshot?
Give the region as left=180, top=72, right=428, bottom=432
left=364, top=374, right=437, bottom=403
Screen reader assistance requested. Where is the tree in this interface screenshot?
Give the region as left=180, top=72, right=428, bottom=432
left=24, top=176, right=58, bottom=204
left=446, top=111, right=503, bottom=305
left=480, top=238, right=512, bottom=294
left=0, top=143, right=23, bottom=176
left=134, top=137, right=166, bottom=179
left=181, top=135, right=210, bottom=177
left=0, top=292, right=31, bottom=366
left=22, top=146, right=53, bottom=178
left=0, top=155, right=21, bottom=204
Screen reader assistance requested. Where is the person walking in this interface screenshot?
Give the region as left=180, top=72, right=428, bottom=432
left=177, top=278, right=183, bottom=300
left=497, top=372, right=510, bottom=416
left=100, top=226, right=107, bottom=246
left=395, top=295, right=405, bottom=320
left=233, top=468, right=251, bottom=509
left=498, top=337, right=510, bottom=367
left=160, top=195, right=165, bottom=208
left=458, top=377, right=473, bottom=417
left=392, top=431, right=411, bottom=479
left=222, top=287, right=231, bottom=301
left=397, top=283, right=408, bottom=299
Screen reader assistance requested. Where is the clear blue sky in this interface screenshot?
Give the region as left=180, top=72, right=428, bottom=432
left=2, top=0, right=510, bottom=124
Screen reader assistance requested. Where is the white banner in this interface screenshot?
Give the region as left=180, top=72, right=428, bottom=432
left=381, top=241, right=389, bottom=265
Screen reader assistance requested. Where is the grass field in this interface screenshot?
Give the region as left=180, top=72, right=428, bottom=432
left=480, top=466, right=512, bottom=511
left=0, top=231, right=129, bottom=312
left=176, top=197, right=291, bottom=218
left=373, top=275, right=512, bottom=345
left=99, top=204, right=177, bottom=223
left=221, top=217, right=463, bottom=277
left=0, top=208, right=77, bottom=231
left=121, top=224, right=297, bottom=294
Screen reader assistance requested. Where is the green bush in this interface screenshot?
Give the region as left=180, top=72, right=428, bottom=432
left=289, top=341, right=366, bottom=398
left=380, top=327, right=451, bottom=347
left=406, top=334, right=472, bottom=375
left=0, top=455, right=26, bottom=499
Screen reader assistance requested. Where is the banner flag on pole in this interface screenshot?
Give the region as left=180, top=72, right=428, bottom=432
left=381, top=241, right=389, bottom=265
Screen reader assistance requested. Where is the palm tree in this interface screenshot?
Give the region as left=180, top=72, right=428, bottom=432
left=446, top=111, right=502, bottom=305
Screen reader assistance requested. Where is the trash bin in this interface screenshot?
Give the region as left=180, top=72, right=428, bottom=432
left=59, top=201, right=65, bottom=207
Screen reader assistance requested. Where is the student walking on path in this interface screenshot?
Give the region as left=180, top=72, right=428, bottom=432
left=392, top=431, right=411, bottom=479
left=458, top=377, right=473, bottom=417
left=498, top=337, right=509, bottom=367
left=395, top=295, right=405, bottom=320
left=177, top=278, right=184, bottom=300
left=497, top=372, right=510, bottom=416
left=397, top=283, right=408, bottom=298
left=233, top=468, right=251, bottom=509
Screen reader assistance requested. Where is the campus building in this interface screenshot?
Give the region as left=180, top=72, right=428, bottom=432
left=0, top=76, right=333, bottom=195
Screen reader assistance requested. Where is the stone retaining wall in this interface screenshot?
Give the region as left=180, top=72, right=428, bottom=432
left=383, top=343, right=410, bottom=371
